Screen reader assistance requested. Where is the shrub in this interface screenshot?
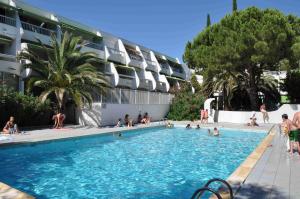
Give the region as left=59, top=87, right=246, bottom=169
left=0, top=87, right=52, bottom=127
left=167, top=83, right=205, bottom=121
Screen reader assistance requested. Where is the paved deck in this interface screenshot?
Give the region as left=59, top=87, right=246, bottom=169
left=235, top=125, right=300, bottom=199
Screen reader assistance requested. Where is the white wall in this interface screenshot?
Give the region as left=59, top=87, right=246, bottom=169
left=78, top=103, right=170, bottom=127
left=217, top=104, right=300, bottom=124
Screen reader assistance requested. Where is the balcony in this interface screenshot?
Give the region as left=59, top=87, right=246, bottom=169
left=160, top=63, right=170, bottom=75
left=21, top=21, right=56, bottom=45
left=128, top=53, right=144, bottom=68
left=171, top=67, right=185, bottom=79
left=0, top=15, right=17, bottom=39
left=156, top=82, right=167, bottom=92
left=21, top=21, right=55, bottom=36
left=0, top=15, right=16, bottom=27
left=118, top=75, right=134, bottom=88
left=82, top=41, right=105, bottom=60
left=145, top=59, right=157, bottom=72
left=107, top=47, right=126, bottom=65
left=139, top=79, right=152, bottom=90
left=0, top=53, right=21, bottom=76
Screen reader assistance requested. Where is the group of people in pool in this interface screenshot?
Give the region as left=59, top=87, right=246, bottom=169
left=185, top=124, right=220, bottom=136
left=115, top=112, right=151, bottom=127
left=281, top=111, right=300, bottom=154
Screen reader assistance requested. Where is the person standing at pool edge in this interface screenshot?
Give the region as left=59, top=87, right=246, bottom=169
left=260, top=104, right=269, bottom=123
left=281, top=114, right=297, bottom=153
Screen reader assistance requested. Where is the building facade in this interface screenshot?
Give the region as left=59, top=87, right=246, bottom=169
left=0, top=0, right=190, bottom=126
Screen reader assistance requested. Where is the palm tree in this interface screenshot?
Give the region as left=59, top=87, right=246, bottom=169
left=203, top=70, right=239, bottom=110
left=19, top=32, right=108, bottom=112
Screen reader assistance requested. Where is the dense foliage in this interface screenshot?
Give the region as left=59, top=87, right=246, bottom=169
left=19, top=32, right=108, bottom=112
left=184, top=7, right=300, bottom=110
left=167, top=83, right=205, bottom=121
left=283, top=70, right=300, bottom=103
left=0, top=87, right=52, bottom=127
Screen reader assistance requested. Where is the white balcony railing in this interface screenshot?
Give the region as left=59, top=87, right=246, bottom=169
left=21, top=21, right=55, bottom=36
left=0, top=14, right=16, bottom=27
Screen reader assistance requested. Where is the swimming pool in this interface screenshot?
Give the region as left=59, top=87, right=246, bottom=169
left=0, top=127, right=266, bottom=199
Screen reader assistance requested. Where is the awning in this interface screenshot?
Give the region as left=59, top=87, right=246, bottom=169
left=15, top=1, right=58, bottom=23
left=59, top=16, right=101, bottom=38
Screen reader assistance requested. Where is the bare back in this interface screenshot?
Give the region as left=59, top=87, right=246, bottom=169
left=293, top=112, right=300, bottom=129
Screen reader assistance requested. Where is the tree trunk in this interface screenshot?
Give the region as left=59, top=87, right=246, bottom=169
left=223, top=86, right=231, bottom=111
left=247, top=66, right=259, bottom=111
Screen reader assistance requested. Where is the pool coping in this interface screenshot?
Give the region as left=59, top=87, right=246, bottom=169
left=0, top=123, right=274, bottom=199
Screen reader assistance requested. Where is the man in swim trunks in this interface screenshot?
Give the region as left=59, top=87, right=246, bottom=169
left=290, top=111, right=300, bottom=154
left=282, top=114, right=298, bottom=153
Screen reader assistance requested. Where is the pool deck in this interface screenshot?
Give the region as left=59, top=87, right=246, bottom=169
left=0, top=121, right=289, bottom=199
left=234, top=124, right=300, bottom=199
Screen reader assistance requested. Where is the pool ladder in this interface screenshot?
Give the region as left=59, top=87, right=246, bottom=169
left=191, top=178, right=233, bottom=199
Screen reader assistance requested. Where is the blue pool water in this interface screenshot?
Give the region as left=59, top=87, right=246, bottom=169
left=0, top=127, right=266, bottom=199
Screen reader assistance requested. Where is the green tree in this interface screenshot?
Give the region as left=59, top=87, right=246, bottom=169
left=207, top=14, right=211, bottom=27
left=19, top=32, right=108, bottom=112
left=184, top=7, right=296, bottom=110
left=168, top=83, right=205, bottom=121
left=233, top=0, right=237, bottom=12
left=283, top=70, right=300, bottom=103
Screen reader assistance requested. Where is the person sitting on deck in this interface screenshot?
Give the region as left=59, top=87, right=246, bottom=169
left=124, top=114, right=133, bottom=127
left=247, top=113, right=259, bottom=127
left=2, top=116, right=19, bottom=134
left=141, top=112, right=150, bottom=124
left=115, top=118, right=123, bottom=127
left=137, top=112, right=142, bottom=124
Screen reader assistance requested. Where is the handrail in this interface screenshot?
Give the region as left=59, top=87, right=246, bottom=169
left=191, top=178, right=233, bottom=199
left=191, top=187, right=222, bottom=199
left=0, top=14, right=16, bottom=26
left=21, top=21, right=55, bottom=36
left=203, top=178, right=233, bottom=199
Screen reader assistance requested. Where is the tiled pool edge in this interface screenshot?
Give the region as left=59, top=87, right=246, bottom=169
left=0, top=182, right=34, bottom=199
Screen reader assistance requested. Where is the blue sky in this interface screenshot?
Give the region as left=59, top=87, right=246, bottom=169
left=22, top=0, right=300, bottom=62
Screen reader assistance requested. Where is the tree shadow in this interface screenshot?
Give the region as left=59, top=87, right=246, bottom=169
left=234, top=183, right=288, bottom=199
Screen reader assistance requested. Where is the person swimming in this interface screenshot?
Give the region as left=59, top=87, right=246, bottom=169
left=186, top=124, right=191, bottom=129
left=196, top=124, right=200, bottom=129
left=213, top=127, right=220, bottom=136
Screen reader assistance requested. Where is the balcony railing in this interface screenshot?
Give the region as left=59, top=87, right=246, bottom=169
left=84, top=42, right=104, bottom=50
left=107, top=47, right=125, bottom=57
left=21, top=21, right=55, bottom=36
left=0, top=14, right=16, bottom=27
left=129, top=53, right=143, bottom=62
left=145, top=59, right=156, bottom=66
